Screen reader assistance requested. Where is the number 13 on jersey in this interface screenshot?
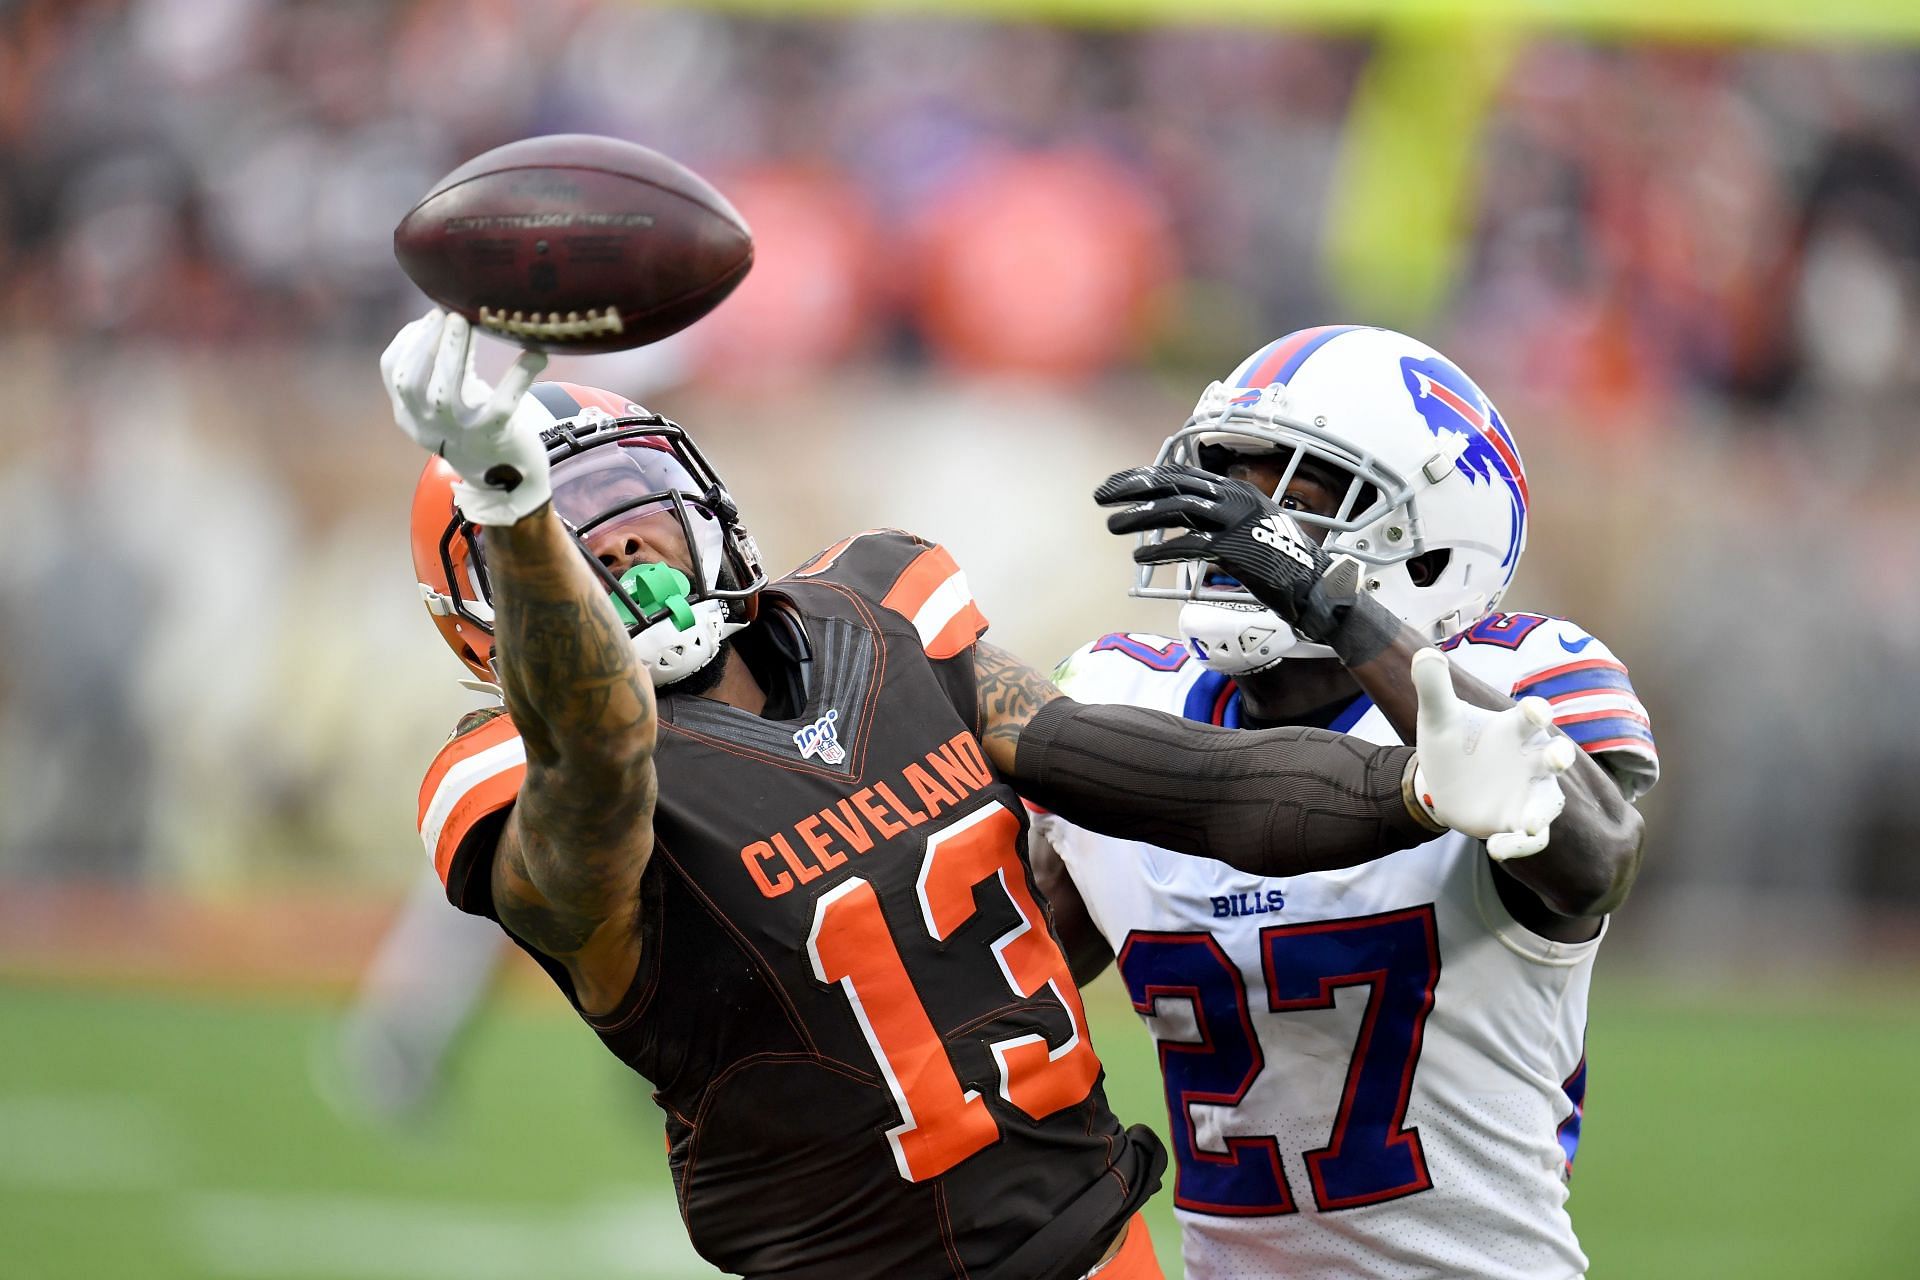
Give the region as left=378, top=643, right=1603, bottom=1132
left=808, top=801, right=1103, bottom=1182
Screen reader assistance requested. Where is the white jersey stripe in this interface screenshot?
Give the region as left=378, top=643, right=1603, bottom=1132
left=419, top=736, right=527, bottom=861
left=1546, top=691, right=1647, bottom=721
left=910, top=570, right=974, bottom=649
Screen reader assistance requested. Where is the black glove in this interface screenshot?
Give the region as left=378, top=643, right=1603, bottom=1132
left=1095, top=464, right=1399, bottom=667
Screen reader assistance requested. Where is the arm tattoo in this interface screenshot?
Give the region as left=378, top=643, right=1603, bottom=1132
left=480, top=511, right=658, bottom=961
left=973, top=641, right=1065, bottom=769
left=486, top=519, right=657, bottom=769
left=509, top=753, right=655, bottom=925
left=496, top=866, right=604, bottom=955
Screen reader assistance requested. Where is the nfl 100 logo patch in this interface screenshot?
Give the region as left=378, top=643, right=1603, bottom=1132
left=793, top=708, right=845, bottom=764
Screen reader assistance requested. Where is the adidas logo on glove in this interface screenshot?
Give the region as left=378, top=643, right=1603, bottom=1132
left=1249, top=515, right=1316, bottom=568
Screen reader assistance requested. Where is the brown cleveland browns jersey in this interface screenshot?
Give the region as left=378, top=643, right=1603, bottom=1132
left=417, top=531, right=1165, bottom=1280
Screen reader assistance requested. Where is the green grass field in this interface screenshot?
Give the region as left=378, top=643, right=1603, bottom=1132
left=3, top=974, right=1915, bottom=1279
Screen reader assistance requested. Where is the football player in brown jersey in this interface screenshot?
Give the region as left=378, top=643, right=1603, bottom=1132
left=385, top=309, right=1573, bottom=1280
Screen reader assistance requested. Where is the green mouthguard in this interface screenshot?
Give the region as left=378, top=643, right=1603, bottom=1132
left=612, top=562, right=696, bottom=632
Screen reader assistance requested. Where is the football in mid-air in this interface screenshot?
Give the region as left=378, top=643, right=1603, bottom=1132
left=393, top=134, right=752, bottom=354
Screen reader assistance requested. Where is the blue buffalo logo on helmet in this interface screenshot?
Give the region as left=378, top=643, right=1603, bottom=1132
left=1401, top=355, right=1529, bottom=570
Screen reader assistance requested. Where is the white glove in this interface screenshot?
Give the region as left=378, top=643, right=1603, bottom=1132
left=381, top=308, right=552, bottom=526
left=1408, top=648, right=1577, bottom=861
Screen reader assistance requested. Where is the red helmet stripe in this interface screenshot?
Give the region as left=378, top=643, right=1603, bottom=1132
left=1415, top=374, right=1531, bottom=505
left=1237, top=325, right=1363, bottom=389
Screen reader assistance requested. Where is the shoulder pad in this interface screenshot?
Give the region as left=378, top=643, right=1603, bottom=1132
left=1445, top=613, right=1658, bottom=798
left=418, top=711, right=525, bottom=890
left=453, top=705, right=510, bottom=738
left=784, top=529, right=987, bottom=659
left=1052, top=633, right=1196, bottom=707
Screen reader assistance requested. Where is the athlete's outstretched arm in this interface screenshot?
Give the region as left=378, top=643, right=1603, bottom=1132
left=486, top=505, right=659, bottom=1011
left=975, top=642, right=1439, bottom=878
left=384, top=309, right=656, bottom=1014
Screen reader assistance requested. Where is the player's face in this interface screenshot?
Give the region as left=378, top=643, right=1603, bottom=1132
left=552, top=441, right=726, bottom=585
left=1215, top=449, right=1438, bottom=588
left=1216, top=453, right=1346, bottom=542
left=583, top=504, right=701, bottom=578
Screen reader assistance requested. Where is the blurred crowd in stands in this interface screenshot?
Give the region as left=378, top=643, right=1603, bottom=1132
left=4, top=0, right=1920, bottom=968
left=11, top=0, right=1920, bottom=401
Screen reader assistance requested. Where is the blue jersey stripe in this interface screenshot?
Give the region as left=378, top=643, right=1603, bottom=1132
left=1515, top=668, right=1636, bottom=702
left=1560, top=716, right=1655, bottom=748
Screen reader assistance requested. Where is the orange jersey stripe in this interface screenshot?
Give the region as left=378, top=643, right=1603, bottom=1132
left=924, top=597, right=989, bottom=660
left=881, top=544, right=965, bottom=620
left=882, top=544, right=988, bottom=656
left=432, top=761, right=525, bottom=884
left=417, top=712, right=521, bottom=828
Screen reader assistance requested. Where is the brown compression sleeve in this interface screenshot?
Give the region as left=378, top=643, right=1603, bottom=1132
left=1013, top=698, right=1441, bottom=877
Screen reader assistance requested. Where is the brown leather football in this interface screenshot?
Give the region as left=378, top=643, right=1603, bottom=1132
left=393, top=135, right=752, bottom=353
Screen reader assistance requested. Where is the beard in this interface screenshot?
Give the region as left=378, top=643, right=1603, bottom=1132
left=648, top=554, right=746, bottom=699
left=661, top=636, right=733, bottom=699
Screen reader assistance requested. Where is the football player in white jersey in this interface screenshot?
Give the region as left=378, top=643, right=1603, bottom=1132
left=1032, top=325, right=1657, bottom=1280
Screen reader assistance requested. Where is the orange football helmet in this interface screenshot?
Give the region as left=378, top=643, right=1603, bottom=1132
left=410, top=382, right=765, bottom=684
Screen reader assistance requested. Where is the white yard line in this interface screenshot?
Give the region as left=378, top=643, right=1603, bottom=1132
left=0, top=1091, right=722, bottom=1278
left=0, top=1093, right=180, bottom=1191
left=185, top=1187, right=722, bottom=1280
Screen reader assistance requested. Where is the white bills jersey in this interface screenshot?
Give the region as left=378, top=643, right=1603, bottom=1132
left=1036, top=613, right=1657, bottom=1280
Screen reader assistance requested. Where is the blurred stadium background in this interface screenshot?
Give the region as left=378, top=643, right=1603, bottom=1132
left=4, top=1, right=1919, bottom=1276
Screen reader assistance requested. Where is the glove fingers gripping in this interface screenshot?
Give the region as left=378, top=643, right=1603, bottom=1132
left=1486, top=701, right=1571, bottom=860
left=1520, top=783, right=1567, bottom=835
left=385, top=308, right=447, bottom=426
left=1486, top=829, right=1550, bottom=861
left=426, top=312, right=474, bottom=425
left=1410, top=648, right=1461, bottom=736
left=1132, top=532, right=1219, bottom=565
left=1093, top=465, right=1223, bottom=508
left=1105, top=492, right=1230, bottom=536
left=486, top=348, right=550, bottom=428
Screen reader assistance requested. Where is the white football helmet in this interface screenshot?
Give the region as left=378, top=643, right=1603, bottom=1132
left=1132, top=325, right=1530, bottom=673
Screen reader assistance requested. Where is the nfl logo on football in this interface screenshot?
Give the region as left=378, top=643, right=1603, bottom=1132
left=793, top=708, right=845, bottom=764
